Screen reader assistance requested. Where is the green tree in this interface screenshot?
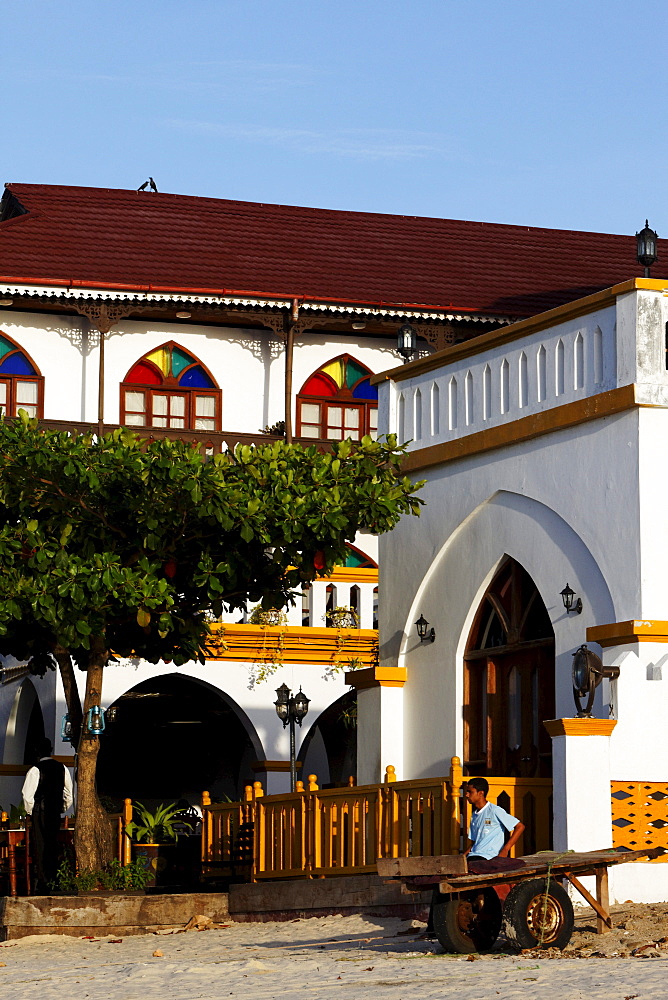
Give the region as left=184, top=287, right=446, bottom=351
left=0, top=416, right=423, bottom=869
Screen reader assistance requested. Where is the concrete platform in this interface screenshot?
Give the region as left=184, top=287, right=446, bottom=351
left=0, top=891, right=230, bottom=940
left=228, top=874, right=431, bottom=922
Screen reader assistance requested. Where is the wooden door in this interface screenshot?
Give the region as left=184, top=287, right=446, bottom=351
left=463, top=559, right=554, bottom=777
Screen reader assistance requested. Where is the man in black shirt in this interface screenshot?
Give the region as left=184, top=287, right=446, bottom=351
left=21, top=738, right=74, bottom=892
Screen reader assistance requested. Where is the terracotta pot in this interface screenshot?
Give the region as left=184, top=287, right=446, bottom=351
left=132, top=843, right=178, bottom=888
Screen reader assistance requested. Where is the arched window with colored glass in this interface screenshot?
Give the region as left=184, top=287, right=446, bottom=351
left=0, top=332, right=43, bottom=418
left=120, top=343, right=221, bottom=432
left=297, top=355, right=378, bottom=441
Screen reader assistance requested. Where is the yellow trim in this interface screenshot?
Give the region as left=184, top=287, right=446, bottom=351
left=344, top=665, right=407, bottom=689
left=544, top=718, right=617, bottom=737
left=251, top=760, right=302, bottom=773
left=318, top=566, right=378, bottom=583
left=372, top=278, right=665, bottom=386
left=587, top=620, right=668, bottom=647
left=207, top=622, right=378, bottom=666
left=401, top=385, right=636, bottom=473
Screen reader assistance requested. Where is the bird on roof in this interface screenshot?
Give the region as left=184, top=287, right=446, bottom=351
left=137, top=177, right=158, bottom=192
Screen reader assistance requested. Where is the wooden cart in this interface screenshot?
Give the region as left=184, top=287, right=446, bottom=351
left=378, top=847, right=665, bottom=953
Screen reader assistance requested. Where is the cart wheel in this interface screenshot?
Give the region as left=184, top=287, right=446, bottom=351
left=432, top=888, right=502, bottom=953
left=502, top=878, right=574, bottom=951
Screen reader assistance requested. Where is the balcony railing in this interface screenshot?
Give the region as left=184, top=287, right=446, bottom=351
left=33, top=419, right=342, bottom=455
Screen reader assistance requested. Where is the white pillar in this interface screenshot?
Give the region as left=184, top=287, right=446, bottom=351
left=333, top=583, right=351, bottom=609
left=309, top=580, right=328, bottom=627
left=545, top=718, right=616, bottom=852
left=348, top=666, right=406, bottom=785
left=285, top=599, right=302, bottom=626
left=357, top=583, right=376, bottom=629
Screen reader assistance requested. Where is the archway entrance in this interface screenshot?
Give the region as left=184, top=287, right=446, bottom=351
left=96, top=675, right=260, bottom=808
left=299, top=690, right=357, bottom=788
left=464, top=558, right=554, bottom=778
left=3, top=679, right=45, bottom=765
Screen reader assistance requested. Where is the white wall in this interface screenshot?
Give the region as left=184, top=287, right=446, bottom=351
left=376, top=285, right=668, bottom=901
left=0, top=311, right=398, bottom=433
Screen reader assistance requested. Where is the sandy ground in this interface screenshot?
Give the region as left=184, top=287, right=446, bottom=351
left=1, top=906, right=668, bottom=1000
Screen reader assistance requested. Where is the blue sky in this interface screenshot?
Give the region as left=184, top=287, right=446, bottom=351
left=2, top=1, right=666, bottom=236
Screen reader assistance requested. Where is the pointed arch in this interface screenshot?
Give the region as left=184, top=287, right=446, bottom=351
left=297, top=354, right=378, bottom=441
left=96, top=673, right=263, bottom=802
left=343, top=543, right=377, bottom=569
left=120, top=341, right=221, bottom=431
left=464, top=556, right=554, bottom=778
left=0, top=329, right=43, bottom=418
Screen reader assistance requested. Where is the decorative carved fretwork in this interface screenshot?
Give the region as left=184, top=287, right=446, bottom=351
left=413, top=323, right=456, bottom=352
left=72, top=301, right=137, bottom=334
left=254, top=311, right=289, bottom=339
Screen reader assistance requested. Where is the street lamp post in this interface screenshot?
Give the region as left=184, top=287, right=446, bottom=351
left=274, top=684, right=310, bottom=791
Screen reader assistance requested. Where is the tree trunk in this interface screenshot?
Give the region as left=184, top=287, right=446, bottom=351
left=53, top=645, right=83, bottom=749
left=74, top=638, right=114, bottom=871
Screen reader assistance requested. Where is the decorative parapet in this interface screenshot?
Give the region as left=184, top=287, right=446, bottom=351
left=544, top=718, right=617, bottom=737
left=611, top=781, right=668, bottom=862
left=587, top=620, right=668, bottom=647
left=374, top=278, right=668, bottom=472
left=206, top=622, right=378, bottom=668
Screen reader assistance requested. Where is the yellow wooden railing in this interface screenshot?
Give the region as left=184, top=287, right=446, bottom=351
left=111, top=798, right=133, bottom=865
left=200, top=757, right=553, bottom=881
left=611, top=781, right=668, bottom=862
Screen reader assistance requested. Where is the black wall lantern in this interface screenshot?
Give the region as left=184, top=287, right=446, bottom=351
left=415, top=614, right=435, bottom=643
left=397, top=324, right=418, bottom=363
left=572, top=644, right=620, bottom=717
left=636, top=220, right=658, bottom=277
left=560, top=583, right=583, bottom=615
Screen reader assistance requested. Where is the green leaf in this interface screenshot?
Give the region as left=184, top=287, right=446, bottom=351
left=137, top=608, right=151, bottom=627
left=26, top=520, right=38, bottom=532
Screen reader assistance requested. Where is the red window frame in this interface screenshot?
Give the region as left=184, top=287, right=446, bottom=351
left=120, top=384, right=222, bottom=432
left=0, top=375, right=45, bottom=419
left=296, top=358, right=378, bottom=442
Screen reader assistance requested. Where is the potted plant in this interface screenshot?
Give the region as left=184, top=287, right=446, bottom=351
left=248, top=605, right=287, bottom=627
left=325, top=606, right=359, bottom=629
left=125, top=801, right=181, bottom=889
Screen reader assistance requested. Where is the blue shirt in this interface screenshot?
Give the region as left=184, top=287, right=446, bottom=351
left=468, top=801, right=519, bottom=859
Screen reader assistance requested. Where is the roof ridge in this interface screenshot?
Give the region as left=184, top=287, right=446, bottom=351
left=5, top=182, right=632, bottom=239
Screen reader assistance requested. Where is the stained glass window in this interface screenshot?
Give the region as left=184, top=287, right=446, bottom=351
left=121, top=342, right=220, bottom=432
left=297, top=355, right=378, bottom=442
left=0, top=333, right=42, bottom=418
left=344, top=544, right=377, bottom=568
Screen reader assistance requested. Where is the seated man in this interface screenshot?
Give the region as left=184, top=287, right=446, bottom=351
left=465, top=777, right=524, bottom=865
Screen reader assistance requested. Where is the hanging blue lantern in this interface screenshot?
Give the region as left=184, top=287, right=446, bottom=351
left=60, top=713, right=72, bottom=744
left=86, top=705, right=105, bottom=736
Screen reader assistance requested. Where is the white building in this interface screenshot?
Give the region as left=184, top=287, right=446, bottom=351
left=0, top=184, right=662, bottom=877
left=364, top=277, right=668, bottom=902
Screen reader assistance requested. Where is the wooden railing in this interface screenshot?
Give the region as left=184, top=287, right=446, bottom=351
left=109, top=798, right=133, bottom=865
left=200, top=758, right=553, bottom=881
left=36, top=419, right=339, bottom=457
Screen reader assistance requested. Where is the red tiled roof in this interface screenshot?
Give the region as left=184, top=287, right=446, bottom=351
left=0, top=183, right=663, bottom=317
